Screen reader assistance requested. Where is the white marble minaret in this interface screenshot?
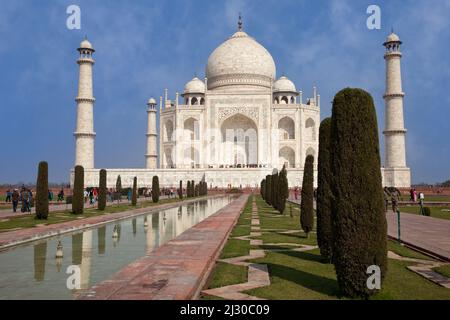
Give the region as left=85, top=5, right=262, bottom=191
left=146, top=98, right=158, bottom=169
left=383, top=32, right=411, bottom=187
left=74, top=38, right=96, bottom=169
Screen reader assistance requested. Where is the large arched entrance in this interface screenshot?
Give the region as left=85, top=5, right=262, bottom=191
left=220, top=114, right=258, bottom=167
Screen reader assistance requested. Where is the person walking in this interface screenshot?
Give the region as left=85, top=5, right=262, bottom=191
left=89, top=189, right=94, bottom=205
left=12, top=189, right=19, bottom=212
left=127, top=188, right=132, bottom=202
left=5, top=189, right=12, bottom=203
left=93, top=188, right=98, bottom=203
left=20, top=188, right=29, bottom=213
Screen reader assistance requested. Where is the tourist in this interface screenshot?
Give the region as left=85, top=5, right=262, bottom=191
left=89, top=189, right=94, bottom=205
left=127, top=188, right=132, bottom=202
left=294, top=187, right=299, bottom=200
left=413, top=189, right=418, bottom=202
left=5, top=189, right=12, bottom=203
left=57, top=188, right=64, bottom=201
left=20, top=188, right=30, bottom=213
left=48, top=189, right=52, bottom=202
left=12, top=189, right=19, bottom=212
left=84, top=189, right=89, bottom=204
left=391, top=196, right=398, bottom=213
left=93, top=188, right=98, bottom=203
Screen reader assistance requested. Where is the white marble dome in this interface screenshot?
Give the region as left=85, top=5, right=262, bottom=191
left=148, top=98, right=157, bottom=105
left=184, top=77, right=205, bottom=94
left=206, top=31, right=276, bottom=90
left=274, top=76, right=296, bottom=92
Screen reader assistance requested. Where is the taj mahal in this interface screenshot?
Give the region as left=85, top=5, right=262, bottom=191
left=71, top=18, right=411, bottom=189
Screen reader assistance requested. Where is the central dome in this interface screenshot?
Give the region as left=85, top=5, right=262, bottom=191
left=206, top=31, right=276, bottom=90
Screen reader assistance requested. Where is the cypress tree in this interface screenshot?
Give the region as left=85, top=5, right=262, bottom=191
left=195, top=184, right=199, bottom=197
left=272, top=173, right=279, bottom=211
left=261, top=179, right=266, bottom=200
left=187, top=181, right=191, bottom=198
left=265, top=175, right=272, bottom=205
left=330, top=88, right=387, bottom=298
left=152, top=176, right=160, bottom=203
left=98, top=169, right=107, bottom=211
left=278, top=165, right=289, bottom=214
left=72, top=165, right=84, bottom=215
left=191, top=180, right=195, bottom=197
left=179, top=181, right=183, bottom=199
left=132, top=177, right=137, bottom=206
left=300, top=155, right=314, bottom=236
left=35, top=161, right=49, bottom=220
left=317, top=118, right=333, bottom=260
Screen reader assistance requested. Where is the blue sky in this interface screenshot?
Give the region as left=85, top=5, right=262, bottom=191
left=0, top=0, right=449, bottom=184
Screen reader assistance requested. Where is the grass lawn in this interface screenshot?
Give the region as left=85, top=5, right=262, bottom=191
left=433, top=265, right=450, bottom=278
left=203, top=194, right=450, bottom=300
left=399, top=206, right=450, bottom=220
left=0, top=197, right=187, bottom=232
left=400, top=195, right=450, bottom=202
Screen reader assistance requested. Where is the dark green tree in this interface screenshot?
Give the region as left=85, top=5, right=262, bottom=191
left=195, top=184, right=199, bottom=197
left=98, top=169, right=107, bottom=211
left=152, top=176, right=160, bottom=203
left=301, top=155, right=314, bottom=236
left=265, top=175, right=272, bottom=205
left=187, top=181, right=191, bottom=198
left=272, top=172, right=279, bottom=211
left=278, top=165, right=289, bottom=214
left=72, top=165, right=84, bottom=215
left=132, top=177, right=138, bottom=206
left=261, top=179, right=266, bottom=200
left=35, top=161, right=49, bottom=220
left=179, top=181, right=183, bottom=199
left=317, top=118, right=333, bottom=260
left=330, top=88, right=387, bottom=298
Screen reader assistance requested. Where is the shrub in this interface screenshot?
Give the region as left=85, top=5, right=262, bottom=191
left=72, top=166, right=84, bottom=215
left=66, top=195, right=73, bottom=205
left=317, top=118, right=333, bottom=260
left=423, top=207, right=431, bottom=216
left=98, top=169, right=107, bottom=211
left=330, top=88, right=387, bottom=298
left=35, top=161, right=49, bottom=220
left=300, top=155, right=314, bottom=235
left=152, top=176, right=160, bottom=203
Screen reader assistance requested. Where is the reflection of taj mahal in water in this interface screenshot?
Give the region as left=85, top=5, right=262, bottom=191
left=71, top=17, right=410, bottom=188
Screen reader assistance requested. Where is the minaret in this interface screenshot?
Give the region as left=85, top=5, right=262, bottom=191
left=74, top=37, right=96, bottom=169
left=383, top=32, right=410, bottom=187
left=146, top=98, right=158, bottom=169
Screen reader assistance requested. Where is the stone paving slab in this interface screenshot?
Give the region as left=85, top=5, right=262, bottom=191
left=78, top=195, right=249, bottom=300
left=386, top=211, right=450, bottom=261
left=0, top=195, right=219, bottom=250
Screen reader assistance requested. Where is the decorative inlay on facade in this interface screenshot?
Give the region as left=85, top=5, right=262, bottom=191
left=218, top=106, right=259, bottom=124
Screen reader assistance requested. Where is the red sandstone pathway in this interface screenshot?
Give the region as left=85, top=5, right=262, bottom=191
left=386, top=211, right=450, bottom=261
left=78, top=195, right=249, bottom=300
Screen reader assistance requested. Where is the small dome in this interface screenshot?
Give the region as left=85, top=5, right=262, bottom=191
left=148, top=98, right=157, bottom=105
left=184, top=77, right=205, bottom=94
left=273, top=76, right=296, bottom=92
left=386, top=32, right=400, bottom=43
left=80, top=38, right=93, bottom=50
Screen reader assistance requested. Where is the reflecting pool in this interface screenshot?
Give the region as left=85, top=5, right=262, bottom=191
left=0, top=196, right=235, bottom=300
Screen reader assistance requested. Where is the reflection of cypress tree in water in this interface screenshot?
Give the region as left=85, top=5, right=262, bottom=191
left=132, top=219, right=137, bottom=237
left=33, top=242, right=47, bottom=282
left=72, top=233, right=83, bottom=265
left=98, top=226, right=106, bottom=255
left=152, top=214, right=160, bottom=247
